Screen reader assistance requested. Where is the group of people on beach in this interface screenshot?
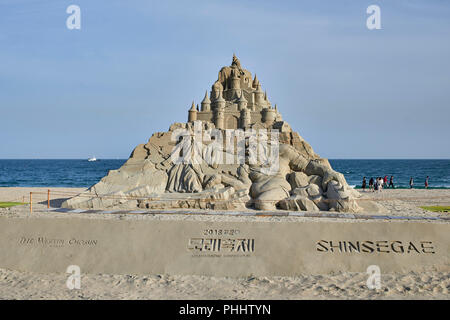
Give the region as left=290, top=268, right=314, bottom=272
left=362, top=176, right=394, bottom=192
left=361, top=176, right=430, bottom=192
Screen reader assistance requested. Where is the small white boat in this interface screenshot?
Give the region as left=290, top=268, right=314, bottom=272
left=88, top=156, right=97, bottom=162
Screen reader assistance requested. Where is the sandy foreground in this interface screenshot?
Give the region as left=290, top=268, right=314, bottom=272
left=0, top=187, right=449, bottom=300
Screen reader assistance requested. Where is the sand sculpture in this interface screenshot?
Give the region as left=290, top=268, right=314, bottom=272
left=63, top=55, right=376, bottom=213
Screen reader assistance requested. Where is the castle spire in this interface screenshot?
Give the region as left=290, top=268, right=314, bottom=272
left=201, top=90, right=211, bottom=112
left=254, top=82, right=264, bottom=105
left=252, top=74, right=259, bottom=88
left=188, top=100, right=198, bottom=122
left=202, top=90, right=210, bottom=103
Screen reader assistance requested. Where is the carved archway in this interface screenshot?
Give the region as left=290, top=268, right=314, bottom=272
left=225, top=115, right=239, bottom=129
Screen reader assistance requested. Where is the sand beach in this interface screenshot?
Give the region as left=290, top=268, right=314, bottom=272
left=0, top=187, right=448, bottom=300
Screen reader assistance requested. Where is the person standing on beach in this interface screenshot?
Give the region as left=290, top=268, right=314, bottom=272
left=425, top=176, right=429, bottom=189
left=362, top=177, right=367, bottom=191
left=389, top=176, right=395, bottom=189
left=410, top=177, right=414, bottom=189
left=378, top=177, right=383, bottom=192
left=383, top=175, right=388, bottom=188
left=369, top=177, right=374, bottom=192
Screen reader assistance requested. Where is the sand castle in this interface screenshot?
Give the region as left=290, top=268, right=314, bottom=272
left=3, top=56, right=448, bottom=286
left=63, top=55, right=378, bottom=213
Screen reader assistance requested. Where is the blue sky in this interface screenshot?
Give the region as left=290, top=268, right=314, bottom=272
left=1, top=0, right=449, bottom=159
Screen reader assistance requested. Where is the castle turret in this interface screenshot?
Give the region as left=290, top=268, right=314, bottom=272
left=237, top=90, right=247, bottom=111
left=229, top=67, right=241, bottom=96
left=274, top=104, right=282, bottom=121
left=188, top=101, right=197, bottom=122
left=263, top=104, right=276, bottom=125
left=254, top=83, right=264, bottom=105
left=252, top=74, right=260, bottom=88
left=239, top=92, right=251, bottom=129
left=214, top=91, right=225, bottom=129
left=201, top=91, right=211, bottom=111
left=240, top=108, right=251, bottom=129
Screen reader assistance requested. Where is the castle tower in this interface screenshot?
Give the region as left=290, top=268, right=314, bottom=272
left=229, top=67, right=241, bottom=97
left=263, top=105, right=276, bottom=125
left=240, top=109, right=251, bottom=129
left=188, top=101, right=197, bottom=122
left=254, top=83, right=264, bottom=105
left=237, top=90, right=247, bottom=111
left=214, top=91, right=225, bottom=129
left=252, top=74, right=259, bottom=88
left=240, top=99, right=251, bottom=129
left=201, top=91, right=211, bottom=111
left=274, top=104, right=282, bottom=121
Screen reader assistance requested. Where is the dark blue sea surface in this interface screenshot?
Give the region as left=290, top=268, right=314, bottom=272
left=329, top=159, right=450, bottom=189
left=0, top=159, right=449, bottom=189
left=0, top=159, right=126, bottom=188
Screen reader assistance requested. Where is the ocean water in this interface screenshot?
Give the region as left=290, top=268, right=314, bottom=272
left=0, top=159, right=126, bottom=188
left=329, top=159, right=450, bottom=189
left=0, top=159, right=449, bottom=189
